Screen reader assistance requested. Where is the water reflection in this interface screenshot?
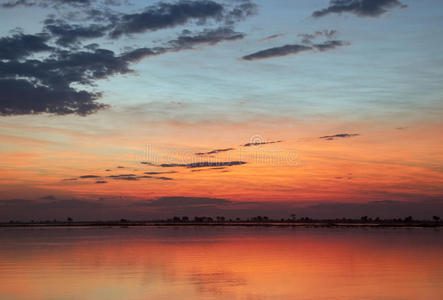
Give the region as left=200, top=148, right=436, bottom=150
left=0, top=227, right=442, bottom=299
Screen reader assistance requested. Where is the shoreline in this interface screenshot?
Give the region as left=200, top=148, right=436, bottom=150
left=1, top=221, right=442, bottom=228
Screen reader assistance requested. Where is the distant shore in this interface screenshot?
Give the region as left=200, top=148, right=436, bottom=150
left=1, top=221, right=442, bottom=228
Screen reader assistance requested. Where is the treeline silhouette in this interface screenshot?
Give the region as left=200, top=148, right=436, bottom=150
left=1, top=215, right=442, bottom=227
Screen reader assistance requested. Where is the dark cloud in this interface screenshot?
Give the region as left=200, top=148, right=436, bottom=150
left=191, top=167, right=226, bottom=172
left=242, top=140, right=282, bottom=147
left=134, top=196, right=232, bottom=207
left=79, top=175, right=101, bottom=178
left=155, top=176, right=174, bottom=181
left=301, top=200, right=443, bottom=219
left=259, top=33, right=283, bottom=42
left=108, top=174, right=137, bottom=180
left=137, top=175, right=174, bottom=180
left=40, top=195, right=57, bottom=200
left=0, top=78, right=105, bottom=116
left=314, top=40, right=350, bottom=51
left=0, top=1, right=255, bottom=116
left=0, top=33, right=52, bottom=60
left=242, top=39, right=349, bottom=61
left=95, top=180, right=108, bottom=184
left=242, top=44, right=311, bottom=61
left=0, top=45, right=166, bottom=115
left=110, top=0, right=225, bottom=38
left=319, top=133, right=359, bottom=140
left=1, top=197, right=442, bottom=221
left=223, top=0, right=257, bottom=25
left=1, top=0, right=108, bottom=8
left=0, top=198, right=107, bottom=221
left=1, top=0, right=37, bottom=8
left=298, top=29, right=337, bottom=44
left=312, top=0, right=407, bottom=18
left=108, top=0, right=256, bottom=39
left=159, top=161, right=247, bottom=168
left=170, top=27, right=244, bottom=49
left=44, top=18, right=109, bottom=47
left=195, top=147, right=235, bottom=156
left=144, top=171, right=177, bottom=175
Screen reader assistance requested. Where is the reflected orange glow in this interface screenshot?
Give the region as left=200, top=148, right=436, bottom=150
left=0, top=227, right=442, bottom=299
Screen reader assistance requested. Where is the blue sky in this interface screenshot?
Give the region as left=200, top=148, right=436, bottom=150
left=0, top=0, right=442, bottom=219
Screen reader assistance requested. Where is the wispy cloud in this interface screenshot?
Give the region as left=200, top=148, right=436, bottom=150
left=159, top=161, right=247, bottom=168
left=242, top=44, right=312, bottom=61
left=319, top=133, right=360, bottom=140
left=312, top=0, right=407, bottom=18
left=144, top=171, right=177, bottom=175
left=195, top=148, right=235, bottom=156
left=242, top=37, right=349, bottom=61
left=242, top=140, right=282, bottom=147
left=259, top=33, right=284, bottom=42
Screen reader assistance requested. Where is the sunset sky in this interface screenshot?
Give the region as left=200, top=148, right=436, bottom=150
left=0, top=0, right=442, bottom=220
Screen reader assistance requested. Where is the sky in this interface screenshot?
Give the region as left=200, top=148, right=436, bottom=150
left=0, top=0, right=442, bottom=220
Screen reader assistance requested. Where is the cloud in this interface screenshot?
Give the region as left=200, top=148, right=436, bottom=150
left=108, top=174, right=138, bottom=181
left=301, top=200, right=443, bottom=219
left=43, top=18, right=109, bottom=47
left=0, top=0, right=256, bottom=116
left=195, top=148, right=235, bottom=156
left=1, top=197, right=442, bottom=221
left=155, top=176, right=174, bottom=181
left=134, top=196, right=232, bottom=207
left=242, top=39, right=349, bottom=61
left=40, top=195, right=57, bottom=200
left=137, top=175, right=174, bottom=180
left=109, top=0, right=256, bottom=38
left=106, top=174, right=174, bottom=181
left=259, top=33, right=284, bottom=42
left=1, top=0, right=105, bottom=8
left=0, top=46, right=166, bottom=116
left=95, top=180, right=108, bottom=184
left=79, top=175, right=101, bottom=178
left=0, top=198, right=107, bottom=221
left=170, top=27, right=244, bottom=49
left=242, top=140, right=282, bottom=147
left=314, top=40, right=350, bottom=51
left=191, top=167, right=226, bottom=172
left=159, top=161, right=247, bottom=168
left=144, top=171, right=177, bottom=175
left=0, top=33, right=53, bottom=60
left=319, top=133, right=359, bottom=140
left=242, top=44, right=312, bottom=61
left=298, top=30, right=337, bottom=44
left=1, top=0, right=39, bottom=8
left=312, top=0, right=407, bottom=18
left=109, top=0, right=225, bottom=38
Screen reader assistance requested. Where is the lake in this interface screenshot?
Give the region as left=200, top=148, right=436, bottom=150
left=0, top=226, right=442, bottom=300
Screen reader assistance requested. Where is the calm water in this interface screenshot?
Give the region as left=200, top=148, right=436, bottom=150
left=0, top=226, right=442, bottom=300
